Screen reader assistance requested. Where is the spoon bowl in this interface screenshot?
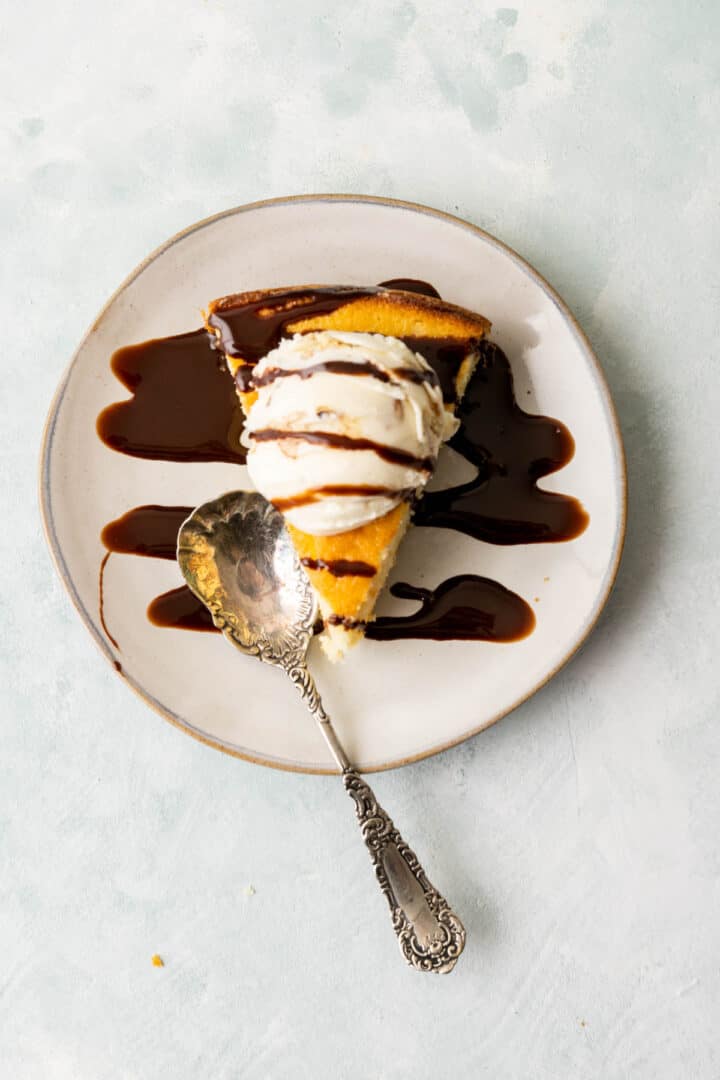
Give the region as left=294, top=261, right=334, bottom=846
left=178, top=491, right=315, bottom=668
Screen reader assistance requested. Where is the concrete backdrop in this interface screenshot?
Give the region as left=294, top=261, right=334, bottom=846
left=2, top=1, right=718, bottom=1076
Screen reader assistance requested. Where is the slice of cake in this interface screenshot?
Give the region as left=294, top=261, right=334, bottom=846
left=205, top=285, right=490, bottom=659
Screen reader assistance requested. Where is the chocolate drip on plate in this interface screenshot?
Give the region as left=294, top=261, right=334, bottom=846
left=98, top=552, right=119, bottom=650
left=101, top=505, right=193, bottom=559
left=97, top=330, right=245, bottom=464
left=415, top=341, right=589, bottom=544
left=147, top=587, right=218, bottom=633
left=366, top=576, right=535, bottom=643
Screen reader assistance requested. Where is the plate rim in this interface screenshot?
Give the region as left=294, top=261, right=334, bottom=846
left=39, top=193, right=628, bottom=775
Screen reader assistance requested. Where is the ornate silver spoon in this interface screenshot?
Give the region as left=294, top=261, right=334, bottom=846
left=177, top=490, right=465, bottom=973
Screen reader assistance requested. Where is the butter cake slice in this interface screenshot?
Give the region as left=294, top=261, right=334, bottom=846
left=205, top=285, right=490, bottom=660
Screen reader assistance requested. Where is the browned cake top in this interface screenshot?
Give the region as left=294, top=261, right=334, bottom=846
left=205, top=284, right=491, bottom=404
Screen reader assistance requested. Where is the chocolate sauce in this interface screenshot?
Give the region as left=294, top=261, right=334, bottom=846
left=394, top=366, right=441, bottom=389
left=249, top=429, right=435, bottom=473
left=249, top=357, right=441, bottom=392
left=234, top=366, right=256, bottom=392
left=99, top=505, right=201, bottom=645
left=98, top=551, right=119, bottom=650
left=209, top=287, right=381, bottom=363
left=378, top=278, right=442, bottom=298
left=415, top=341, right=589, bottom=544
left=326, top=615, right=367, bottom=630
left=147, top=587, right=218, bottom=633
left=97, top=330, right=245, bottom=464
left=301, top=557, right=376, bottom=578
left=366, top=576, right=535, bottom=643
left=101, top=505, right=193, bottom=559
left=403, top=336, right=472, bottom=405
left=209, top=283, right=464, bottom=404
left=273, top=485, right=401, bottom=513
left=252, top=359, right=393, bottom=388
left=100, top=505, right=220, bottom=635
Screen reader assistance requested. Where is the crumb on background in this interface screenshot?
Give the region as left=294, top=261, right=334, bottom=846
left=151, top=954, right=164, bottom=967
left=244, top=884, right=256, bottom=897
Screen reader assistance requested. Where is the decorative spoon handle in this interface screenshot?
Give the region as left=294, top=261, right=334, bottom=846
left=288, top=663, right=466, bottom=973
left=343, top=770, right=466, bottom=973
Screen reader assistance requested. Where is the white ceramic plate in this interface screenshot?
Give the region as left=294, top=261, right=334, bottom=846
left=41, top=195, right=626, bottom=773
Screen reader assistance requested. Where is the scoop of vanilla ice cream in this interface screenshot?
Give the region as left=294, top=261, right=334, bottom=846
left=242, top=331, right=458, bottom=535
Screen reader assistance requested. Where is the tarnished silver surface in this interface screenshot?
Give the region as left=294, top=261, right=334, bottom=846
left=178, top=490, right=466, bottom=973
left=344, top=772, right=466, bottom=973
left=177, top=491, right=315, bottom=670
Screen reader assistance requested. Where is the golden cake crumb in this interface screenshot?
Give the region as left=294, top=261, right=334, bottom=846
left=151, top=954, right=164, bottom=967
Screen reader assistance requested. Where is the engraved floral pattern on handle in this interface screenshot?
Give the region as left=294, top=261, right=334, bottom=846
left=344, top=771, right=466, bottom=973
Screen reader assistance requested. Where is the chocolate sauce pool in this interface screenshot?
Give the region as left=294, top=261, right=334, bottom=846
left=416, top=341, right=589, bottom=543
left=97, top=330, right=245, bottom=465
left=367, top=577, right=535, bottom=643
left=97, top=279, right=587, bottom=649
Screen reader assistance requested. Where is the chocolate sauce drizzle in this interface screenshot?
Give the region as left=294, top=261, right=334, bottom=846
left=366, top=577, right=535, bottom=643
left=326, top=615, right=367, bottom=630
left=209, top=286, right=381, bottom=363
left=249, top=358, right=440, bottom=392
left=97, top=278, right=587, bottom=650
left=273, top=485, right=401, bottom=513
left=252, top=359, right=393, bottom=388
left=302, top=557, right=376, bottom=579
left=209, top=283, right=469, bottom=403
left=98, top=551, right=119, bottom=650
left=249, top=429, right=435, bottom=473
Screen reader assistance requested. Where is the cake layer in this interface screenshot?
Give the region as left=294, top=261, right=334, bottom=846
left=205, top=284, right=490, bottom=660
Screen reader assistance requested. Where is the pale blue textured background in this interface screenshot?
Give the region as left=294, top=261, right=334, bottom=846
left=2, top=1, right=719, bottom=1077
